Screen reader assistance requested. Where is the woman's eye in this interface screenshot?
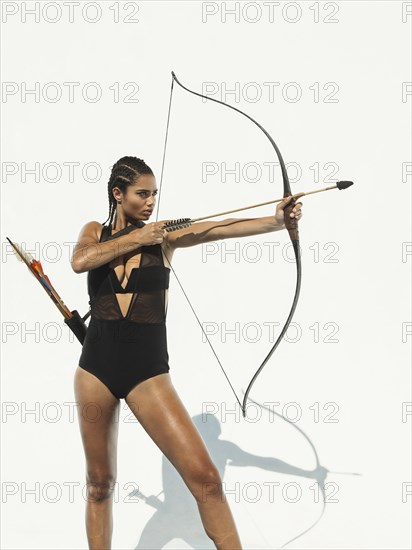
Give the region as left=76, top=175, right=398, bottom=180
left=137, top=191, right=157, bottom=198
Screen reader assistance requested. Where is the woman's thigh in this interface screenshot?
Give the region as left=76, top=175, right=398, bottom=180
left=74, top=366, right=121, bottom=482
left=125, top=374, right=219, bottom=485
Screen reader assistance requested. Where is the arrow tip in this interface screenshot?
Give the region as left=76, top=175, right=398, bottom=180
left=336, top=180, right=354, bottom=190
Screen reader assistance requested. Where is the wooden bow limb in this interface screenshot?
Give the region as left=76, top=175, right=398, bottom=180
left=6, top=236, right=89, bottom=344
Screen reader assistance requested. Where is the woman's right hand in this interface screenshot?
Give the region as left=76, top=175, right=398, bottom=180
left=132, top=221, right=168, bottom=246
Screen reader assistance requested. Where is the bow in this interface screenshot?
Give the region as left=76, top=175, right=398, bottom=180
left=158, top=71, right=301, bottom=417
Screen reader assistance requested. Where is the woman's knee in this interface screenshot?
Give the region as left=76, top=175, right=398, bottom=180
left=86, top=473, right=117, bottom=503
left=185, top=463, right=223, bottom=503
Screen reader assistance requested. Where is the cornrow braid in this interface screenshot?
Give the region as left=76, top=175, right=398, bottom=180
left=101, top=156, right=154, bottom=226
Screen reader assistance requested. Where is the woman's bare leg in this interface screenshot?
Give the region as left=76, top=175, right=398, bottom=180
left=125, top=374, right=242, bottom=550
left=74, top=366, right=121, bottom=549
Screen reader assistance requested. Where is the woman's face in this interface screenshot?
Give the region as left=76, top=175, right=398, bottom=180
left=118, top=174, right=158, bottom=220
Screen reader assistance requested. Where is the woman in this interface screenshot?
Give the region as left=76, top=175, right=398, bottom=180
left=71, top=156, right=303, bottom=549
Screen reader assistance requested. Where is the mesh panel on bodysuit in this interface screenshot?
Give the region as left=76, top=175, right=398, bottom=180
left=87, top=224, right=170, bottom=323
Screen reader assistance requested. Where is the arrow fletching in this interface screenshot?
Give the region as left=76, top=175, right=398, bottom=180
left=162, top=218, right=192, bottom=232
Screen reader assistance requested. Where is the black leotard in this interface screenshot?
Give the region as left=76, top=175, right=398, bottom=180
left=78, top=222, right=171, bottom=399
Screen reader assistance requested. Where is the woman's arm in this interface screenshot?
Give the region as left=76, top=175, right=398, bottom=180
left=164, top=216, right=281, bottom=249
left=70, top=221, right=142, bottom=273
left=165, top=196, right=302, bottom=249
left=71, top=221, right=166, bottom=273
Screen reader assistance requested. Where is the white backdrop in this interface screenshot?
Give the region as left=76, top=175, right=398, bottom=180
left=1, top=1, right=411, bottom=549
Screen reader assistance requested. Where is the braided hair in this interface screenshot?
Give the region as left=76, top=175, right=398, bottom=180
left=101, top=156, right=154, bottom=225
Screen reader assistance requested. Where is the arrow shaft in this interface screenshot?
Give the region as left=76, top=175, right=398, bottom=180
left=191, top=184, right=337, bottom=223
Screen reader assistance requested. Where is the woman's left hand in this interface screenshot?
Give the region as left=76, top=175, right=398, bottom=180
left=275, top=195, right=303, bottom=226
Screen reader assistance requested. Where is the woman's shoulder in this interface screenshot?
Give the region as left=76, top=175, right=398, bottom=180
left=76, top=220, right=106, bottom=243
left=71, top=221, right=107, bottom=273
